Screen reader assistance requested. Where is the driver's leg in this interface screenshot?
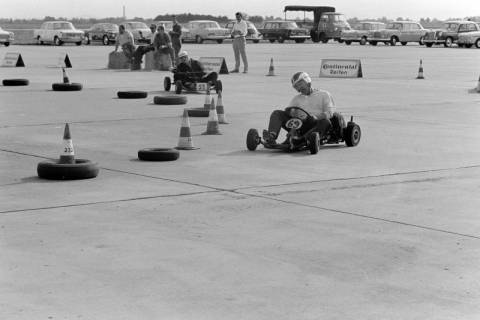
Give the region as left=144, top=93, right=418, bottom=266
left=314, top=118, right=332, bottom=139
left=264, top=110, right=289, bottom=144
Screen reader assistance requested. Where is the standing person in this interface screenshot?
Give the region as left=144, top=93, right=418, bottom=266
left=153, top=25, right=175, bottom=70
left=114, top=24, right=135, bottom=62
left=169, top=16, right=182, bottom=63
left=230, top=12, right=248, bottom=73
left=263, top=72, right=335, bottom=145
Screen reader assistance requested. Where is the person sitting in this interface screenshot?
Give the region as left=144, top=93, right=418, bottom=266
left=114, top=24, right=135, bottom=62
left=263, top=71, right=335, bottom=145
left=173, top=51, right=218, bottom=88
left=132, top=23, right=157, bottom=67
left=153, top=25, right=175, bottom=70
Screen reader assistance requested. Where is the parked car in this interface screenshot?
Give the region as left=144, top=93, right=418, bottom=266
left=341, top=21, right=385, bottom=45
left=84, top=23, right=118, bottom=45
left=369, top=21, right=427, bottom=46
left=34, top=21, right=84, bottom=46
left=0, top=26, right=14, bottom=46
left=121, top=21, right=151, bottom=44
left=258, top=20, right=310, bottom=43
left=224, top=20, right=262, bottom=43
left=182, top=20, right=230, bottom=43
left=457, top=30, right=480, bottom=48
left=424, top=21, right=480, bottom=47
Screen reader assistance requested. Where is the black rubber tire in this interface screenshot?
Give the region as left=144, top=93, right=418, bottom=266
left=370, top=41, right=377, bottom=46
left=390, top=37, right=397, bottom=46
left=246, top=128, right=260, bottom=151
left=164, top=77, right=171, bottom=91
left=175, top=80, right=182, bottom=94
left=215, top=80, right=223, bottom=93
left=138, top=148, right=179, bottom=161
left=268, top=39, right=275, bottom=43
left=153, top=94, right=187, bottom=105
left=37, top=159, right=99, bottom=180
left=345, top=41, right=351, bottom=45
left=359, top=37, right=367, bottom=45
left=187, top=108, right=209, bottom=117
left=216, top=39, right=223, bottom=44
left=117, top=91, right=148, bottom=99
left=425, top=43, right=433, bottom=47
left=3, top=79, right=29, bottom=86
left=475, top=39, right=480, bottom=48
left=444, top=37, right=453, bottom=48
left=465, top=44, right=472, bottom=48
left=52, top=83, right=83, bottom=91
left=401, top=42, right=407, bottom=46
left=103, top=35, right=109, bottom=45
left=308, top=132, right=320, bottom=154
left=344, top=123, right=361, bottom=147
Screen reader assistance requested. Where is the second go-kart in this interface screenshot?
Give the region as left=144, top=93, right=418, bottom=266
left=246, top=106, right=361, bottom=154
left=164, top=71, right=222, bottom=94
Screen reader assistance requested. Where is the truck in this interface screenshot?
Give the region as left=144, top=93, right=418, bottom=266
left=283, top=6, right=351, bottom=43
left=34, top=21, right=84, bottom=46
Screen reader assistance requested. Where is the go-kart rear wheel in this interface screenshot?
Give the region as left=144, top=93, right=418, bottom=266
left=308, top=132, right=320, bottom=154
left=344, top=123, right=361, bottom=147
left=246, top=129, right=260, bottom=151
left=215, top=80, right=223, bottom=93
left=164, top=76, right=171, bottom=91
left=175, top=80, right=182, bottom=94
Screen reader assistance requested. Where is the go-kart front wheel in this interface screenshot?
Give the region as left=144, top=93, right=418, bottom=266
left=215, top=80, right=223, bottom=93
left=344, top=123, right=361, bottom=147
left=175, top=80, right=182, bottom=94
left=308, top=132, right=320, bottom=154
left=246, top=129, right=260, bottom=151
left=164, top=77, right=171, bottom=91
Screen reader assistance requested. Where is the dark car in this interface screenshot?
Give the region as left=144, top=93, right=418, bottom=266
left=258, top=20, right=310, bottom=43
left=424, top=21, right=480, bottom=47
left=85, top=23, right=118, bottom=45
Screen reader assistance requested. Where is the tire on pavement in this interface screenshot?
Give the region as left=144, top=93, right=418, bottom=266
left=37, top=159, right=99, bottom=180
left=117, top=90, right=148, bottom=99
left=3, top=79, right=29, bottom=86
left=138, top=148, right=180, bottom=161
left=153, top=94, right=187, bottom=105
left=52, top=83, right=83, bottom=91
left=186, top=107, right=210, bottom=117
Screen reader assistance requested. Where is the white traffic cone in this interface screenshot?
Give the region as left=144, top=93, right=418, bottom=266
left=416, top=59, right=424, bottom=79
left=216, top=91, right=228, bottom=124
left=59, top=123, right=75, bottom=164
left=266, top=57, right=275, bottom=76
left=176, top=109, right=198, bottom=150
left=203, top=85, right=212, bottom=109
left=202, top=98, right=221, bottom=135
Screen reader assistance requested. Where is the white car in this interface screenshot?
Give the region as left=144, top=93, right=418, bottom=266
left=0, top=26, right=14, bottom=46
left=34, top=21, right=84, bottom=46
left=457, top=30, right=480, bottom=48
left=121, top=21, right=151, bottom=44
left=182, top=20, right=230, bottom=43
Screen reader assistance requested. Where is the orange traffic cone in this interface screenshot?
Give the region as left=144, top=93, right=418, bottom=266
left=176, top=109, right=198, bottom=150
left=62, top=67, right=70, bottom=84
left=416, top=59, right=424, bottom=79
left=216, top=91, right=228, bottom=124
left=202, top=98, right=221, bottom=135
left=59, top=123, right=75, bottom=164
left=266, top=57, right=275, bottom=76
left=203, top=85, right=212, bottom=109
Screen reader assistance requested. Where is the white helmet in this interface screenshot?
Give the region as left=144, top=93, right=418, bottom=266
left=291, top=72, right=312, bottom=86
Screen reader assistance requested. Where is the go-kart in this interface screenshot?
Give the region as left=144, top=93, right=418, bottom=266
left=246, top=107, right=361, bottom=154
left=164, top=71, right=222, bottom=94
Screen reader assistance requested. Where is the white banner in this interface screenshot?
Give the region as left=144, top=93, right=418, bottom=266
left=319, top=59, right=362, bottom=78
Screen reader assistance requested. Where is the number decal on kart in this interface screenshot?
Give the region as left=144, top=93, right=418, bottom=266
left=285, top=118, right=303, bottom=129
left=196, top=83, right=207, bottom=91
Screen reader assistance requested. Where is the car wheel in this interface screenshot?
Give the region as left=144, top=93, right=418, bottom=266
left=308, top=132, right=320, bottom=155
left=345, top=40, right=351, bottom=45
left=294, top=39, right=305, bottom=43
left=464, top=44, right=472, bottom=48
left=102, top=35, right=109, bottom=45
left=37, top=159, right=99, bottom=180
left=164, top=77, right=171, bottom=91
left=195, top=35, right=203, bottom=44
left=359, top=37, right=367, bottom=45
left=425, top=43, right=433, bottom=47
left=253, top=40, right=259, bottom=43
left=246, top=129, right=260, bottom=151
left=75, top=41, right=82, bottom=46
left=344, top=123, right=361, bottom=147
left=444, top=37, right=453, bottom=48
left=175, top=80, right=183, bottom=94
left=54, top=36, right=61, bottom=46
left=268, top=39, right=275, bottom=43
left=4, top=41, right=10, bottom=46
left=401, top=42, right=407, bottom=46
left=458, top=43, right=465, bottom=48
left=419, top=36, right=425, bottom=45
left=216, top=39, right=223, bottom=44
left=369, top=41, right=377, bottom=46
left=390, top=36, right=397, bottom=46
left=475, top=38, right=480, bottom=48
left=278, top=36, right=285, bottom=43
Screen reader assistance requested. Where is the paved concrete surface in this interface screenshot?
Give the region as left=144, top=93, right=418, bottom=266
left=1, top=43, right=480, bottom=319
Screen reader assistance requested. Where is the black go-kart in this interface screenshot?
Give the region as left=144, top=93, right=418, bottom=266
left=246, top=106, right=361, bottom=154
left=164, top=71, right=222, bottom=94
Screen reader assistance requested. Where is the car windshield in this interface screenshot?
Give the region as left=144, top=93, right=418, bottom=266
left=53, top=23, right=74, bottom=30
left=386, top=23, right=402, bottom=30
left=283, top=22, right=299, bottom=28
left=101, top=24, right=118, bottom=32
left=198, top=22, right=220, bottom=28
left=129, top=22, right=148, bottom=29
left=444, top=23, right=459, bottom=31
left=331, top=14, right=347, bottom=22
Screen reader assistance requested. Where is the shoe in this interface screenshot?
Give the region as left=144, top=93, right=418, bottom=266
left=230, top=69, right=239, bottom=73
left=262, top=130, right=277, bottom=145
left=243, top=69, right=248, bottom=73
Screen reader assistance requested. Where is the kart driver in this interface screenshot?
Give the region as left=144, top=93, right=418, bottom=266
left=263, top=71, right=335, bottom=145
left=172, top=51, right=218, bottom=88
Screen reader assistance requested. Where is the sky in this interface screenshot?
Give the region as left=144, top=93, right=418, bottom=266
left=2, top=0, right=479, bottom=20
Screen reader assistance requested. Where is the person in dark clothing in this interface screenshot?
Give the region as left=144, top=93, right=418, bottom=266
left=173, top=51, right=218, bottom=88
left=169, top=16, right=182, bottom=63
left=153, top=25, right=175, bottom=69
left=131, top=23, right=157, bottom=69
